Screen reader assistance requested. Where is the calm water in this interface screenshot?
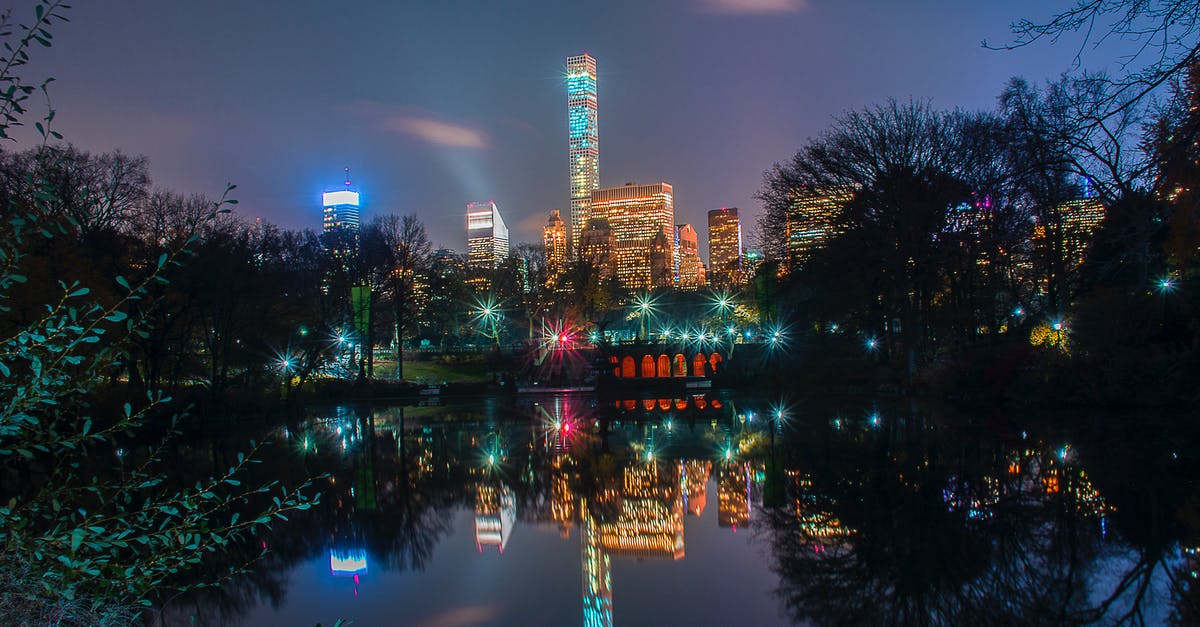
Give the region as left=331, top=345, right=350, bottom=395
left=155, top=394, right=1198, bottom=626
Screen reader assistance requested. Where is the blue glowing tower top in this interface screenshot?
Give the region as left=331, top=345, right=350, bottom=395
left=567, top=53, right=599, bottom=255
left=322, top=167, right=361, bottom=234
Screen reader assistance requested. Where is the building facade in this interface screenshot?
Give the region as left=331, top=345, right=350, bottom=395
left=322, top=191, right=361, bottom=234
left=706, top=207, right=742, bottom=286
left=785, top=187, right=853, bottom=270
left=650, top=226, right=674, bottom=290
left=580, top=218, right=618, bottom=282
left=543, top=209, right=568, bottom=288
left=676, top=223, right=705, bottom=290
left=567, top=53, right=600, bottom=255
left=588, top=183, right=674, bottom=290
left=466, top=201, right=509, bottom=271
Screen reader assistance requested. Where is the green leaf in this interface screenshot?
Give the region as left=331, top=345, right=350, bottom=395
left=115, top=275, right=130, bottom=290
left=70, top=528, right=83, bottom=553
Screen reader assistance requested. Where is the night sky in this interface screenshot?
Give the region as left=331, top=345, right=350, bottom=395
left=12, top=1, right=1098, bottom=254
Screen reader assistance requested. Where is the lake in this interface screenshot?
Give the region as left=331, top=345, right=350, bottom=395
left=153, top=393, right=1196, bottom=626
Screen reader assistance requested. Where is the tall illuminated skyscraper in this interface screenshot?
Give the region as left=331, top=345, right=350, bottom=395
left=676, top=223, right=705, bottom=290
left=322, top=168, right=361, bottom=234
left=567, top=53, right=599, bottom=254
left=543, top=210, right=568, bottom=288
left=707, top=207, right=743, bottom=286
left=588, top=183, right=674, bottom=290
left=466, top=201, right=509, bottom=270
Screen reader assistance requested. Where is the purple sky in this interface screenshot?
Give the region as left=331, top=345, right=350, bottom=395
left=11, top=1, right=1097, bottom=255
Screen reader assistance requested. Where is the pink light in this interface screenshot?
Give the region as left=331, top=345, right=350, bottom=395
left=563, top=422, right=571, bottom=432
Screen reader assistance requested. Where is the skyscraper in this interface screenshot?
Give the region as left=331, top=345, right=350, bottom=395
left=580, top=218, right=618, bottom=282
left=650, top=227, right=674, bottom=289
left=466, top=201, right=509, bottom=271
left=676, top=223, right=705, bottom=290
left=786, top=187, right=853, bottom=270
left=543, top=210, right=568, bottom=288
left=707, top=207, right=743, bottom=287
left=567, top=53, right=599, bottom=254
left=322, top=169, right=361, bottom=234
left=588, top=183, right=674, bottom=290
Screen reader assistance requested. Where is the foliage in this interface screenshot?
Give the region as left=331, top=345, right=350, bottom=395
left=0, top=1, right=318, bottom=617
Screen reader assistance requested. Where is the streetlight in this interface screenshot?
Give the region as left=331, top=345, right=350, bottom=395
left=633, top=293, right=656, bottom=341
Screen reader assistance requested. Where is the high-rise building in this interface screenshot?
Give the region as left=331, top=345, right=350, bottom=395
left=567, top=53, right=600, bottom=254
left=707, top=207, right=743, bottom=286
left=580, top=218, right=618, bottom=282
left=676, top=223, right=705, bottom=290
left=785, top=187, right=853, bottom=270
left=544, top=210, right=568, bottom=288
left=322, top=169, right=361, bottom=234
left=1056, top=197, right=1107, bottom=267
left=588, top=183, right=674, bottom=290
left=650, top=227, right=674, bottom=289
left=466, top=201, right=509, bottom=270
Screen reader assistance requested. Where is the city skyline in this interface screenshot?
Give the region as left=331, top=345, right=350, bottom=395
left=9, top=1, right=1095, bottom=257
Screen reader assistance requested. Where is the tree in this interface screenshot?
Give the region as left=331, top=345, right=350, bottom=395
left=0, top=3, right=317, bottom=619
left=758, top=101, right=1023, bottom=376
left=373, top=213, right=431, bottom=381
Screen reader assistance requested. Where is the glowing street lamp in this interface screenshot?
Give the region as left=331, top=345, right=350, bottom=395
left=633, top=293, right=656, bottom=340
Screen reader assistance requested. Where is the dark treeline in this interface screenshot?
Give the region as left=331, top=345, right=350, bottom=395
left=0, top=143, right=601, bottom=404
left=752, top=74, right=1200, bottom=405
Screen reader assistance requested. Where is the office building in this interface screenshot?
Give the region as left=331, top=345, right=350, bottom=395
left=544, top=210, right=568, bottom=288
left=588, top=183, right=674, bottom=290
left=466, top=201, right=509, bottom=270
left=785, top=187, right=853, bottom=270
left=568, top=53, right=600, bottom=254
left=676, top=223, right=705, bottom=290
left=580, top=218, right=618, bottom=282
left=322, top=169, right=361, bottom=234
left=707, top=207, right=743, bottom=286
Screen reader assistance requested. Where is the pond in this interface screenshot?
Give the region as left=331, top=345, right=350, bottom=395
left=154, top=394, right=1198, bottom=626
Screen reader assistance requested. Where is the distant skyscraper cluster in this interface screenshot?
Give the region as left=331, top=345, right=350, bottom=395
left=318, top=53, right=755, bottom=297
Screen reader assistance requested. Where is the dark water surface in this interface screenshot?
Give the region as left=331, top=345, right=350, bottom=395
left=155, top=394, right=1198, bottom=626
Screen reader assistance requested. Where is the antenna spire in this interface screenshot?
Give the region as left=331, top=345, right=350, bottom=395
left=344, top=167, right=351, bottom=189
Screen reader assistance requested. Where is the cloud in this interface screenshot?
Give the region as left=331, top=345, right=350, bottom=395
left=384, top=114, right=491, bottom=149
left=696, top=0, right=808, bottom=15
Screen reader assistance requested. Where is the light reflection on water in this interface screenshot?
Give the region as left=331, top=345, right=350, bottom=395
left=159, top=394, right=1194, bottom=626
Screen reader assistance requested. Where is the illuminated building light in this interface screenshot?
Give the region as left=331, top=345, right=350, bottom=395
left=330, top=548, right=368, bottom=576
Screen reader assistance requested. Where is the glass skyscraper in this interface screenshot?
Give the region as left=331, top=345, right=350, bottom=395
left=567, top=53, right=599, bottom=255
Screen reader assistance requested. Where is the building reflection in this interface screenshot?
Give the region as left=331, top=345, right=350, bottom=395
left=718, top=461, right=750, bottom=530
left=169, top=397, right=1182, bottom=627
left=475, top=483, right=515, bottom=553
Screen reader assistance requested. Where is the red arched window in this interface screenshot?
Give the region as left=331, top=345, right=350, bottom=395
left=640, top=355, right=656, bottom=378
left=674, top=354, right=686, bottom=377
left=657, top=354, right=671, bottom=378
left=709, top=353, right=723, bottom=373
left=621, top=356, right=636, bottom=379
left=692, top=354, right=707, bottom=377
left=658, top=398, right=671, bottom=410
left=610, top=355, right=620, bottom=377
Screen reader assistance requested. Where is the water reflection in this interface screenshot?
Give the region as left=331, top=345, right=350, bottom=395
left=158, top=396, right=1197, bottom=626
